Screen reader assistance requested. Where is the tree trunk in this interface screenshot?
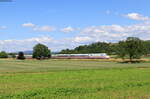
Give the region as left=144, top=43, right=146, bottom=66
left=129, top=55, right=132, bottom=62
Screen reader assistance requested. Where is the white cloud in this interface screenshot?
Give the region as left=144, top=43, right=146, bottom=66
left=106, top=10, right=111, bottom=15
left=22, top=22, right=35, bottom=27
left=22, top=22, right=55, bottom=32
left=0, top=36, right=56, bottom=52
left=33, top=26, right=55, bottom=32
left=0, top=26, right=7, bottom=29
left=124, top=13, right=150, bottom=21
left=61, top=26, right=74, bottom=33
left=81, top=25, right=128, bottom=39
left=73, top=36, right=92, bottom=43
left=81, top=21, right=150, bottom=42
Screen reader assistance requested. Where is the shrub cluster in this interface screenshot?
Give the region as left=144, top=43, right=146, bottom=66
left=17, top=52, right=26, bottom=60
left=0, top=51, right=8, bottom=58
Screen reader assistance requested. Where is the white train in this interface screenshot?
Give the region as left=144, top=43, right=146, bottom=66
left=52, top=53, right=110, bottom=59
left=21, top=53, right=110, bottom=59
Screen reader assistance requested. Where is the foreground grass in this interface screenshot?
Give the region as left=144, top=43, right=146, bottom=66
left=0, top=59, right=150, bottom=99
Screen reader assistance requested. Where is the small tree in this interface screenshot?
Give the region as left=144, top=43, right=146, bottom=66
left=17, top=52, right=26, bottom=60
left=32, top=44, right=51, bottom=60
left=0, top=51, right=8, bottom=58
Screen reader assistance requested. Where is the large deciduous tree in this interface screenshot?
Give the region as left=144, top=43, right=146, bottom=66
left=118, top=37, right=144, bottom=62
left=32, top=44, right=51, bottom=60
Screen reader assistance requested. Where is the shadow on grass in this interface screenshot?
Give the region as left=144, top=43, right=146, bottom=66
left=119, top=60, right=144, bottom=64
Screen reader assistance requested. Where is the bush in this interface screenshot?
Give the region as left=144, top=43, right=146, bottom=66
left=9, top=53, right=16, bottom=59
left=0, top=51, right=8, bottom=58
left=17, top=52, right=26, bottom=60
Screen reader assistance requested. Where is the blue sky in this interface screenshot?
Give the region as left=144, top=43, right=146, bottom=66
left=0, top=0, right=150, bottom=52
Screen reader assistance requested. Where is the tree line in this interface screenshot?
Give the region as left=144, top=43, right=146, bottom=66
left=60, top=37, right=150, bottom=61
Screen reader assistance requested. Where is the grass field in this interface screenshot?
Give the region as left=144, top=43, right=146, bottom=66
left=0, top=59, right=150, bottom=99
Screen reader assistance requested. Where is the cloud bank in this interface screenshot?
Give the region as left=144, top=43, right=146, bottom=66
left=1, top=13, right=150, bottom=52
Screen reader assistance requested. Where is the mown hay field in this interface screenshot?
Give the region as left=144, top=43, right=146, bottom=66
left=0, top=59, right=150, bottom=99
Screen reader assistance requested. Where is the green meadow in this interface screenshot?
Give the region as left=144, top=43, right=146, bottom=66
left=0, top=59, right=150, bottom=99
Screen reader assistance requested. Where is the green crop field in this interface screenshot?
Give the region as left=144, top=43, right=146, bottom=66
left=0, top=59, right=150, bottom=99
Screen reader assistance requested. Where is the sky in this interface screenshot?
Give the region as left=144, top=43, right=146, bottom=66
left=0, top=0, right=150, bottom=52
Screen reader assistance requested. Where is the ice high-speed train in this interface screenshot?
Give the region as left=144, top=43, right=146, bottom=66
left=52, top=53, right=110, bottom=59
